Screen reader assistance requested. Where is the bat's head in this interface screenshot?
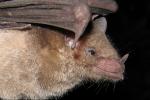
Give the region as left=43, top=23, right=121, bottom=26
left=63, top=17, right=128, bottom=82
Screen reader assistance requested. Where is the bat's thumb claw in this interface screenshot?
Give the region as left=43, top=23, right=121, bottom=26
left=71, top=42, right=76, bottom=49
left=64, top=36, right=76, bottom=49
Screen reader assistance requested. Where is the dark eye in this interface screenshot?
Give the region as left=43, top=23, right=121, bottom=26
left=85, top=47, right=96, bottom=56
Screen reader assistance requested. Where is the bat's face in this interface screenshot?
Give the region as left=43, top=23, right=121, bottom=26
left=63, top=17, right=127, bottom=82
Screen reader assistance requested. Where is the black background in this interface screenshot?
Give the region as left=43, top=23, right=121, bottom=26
left=54, top=0, right=150, bottom=100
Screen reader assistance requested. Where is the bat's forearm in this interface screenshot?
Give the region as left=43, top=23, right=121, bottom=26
left=0, top=0, right=117, bottom=13
left=0, top=0, right=74, bottom=8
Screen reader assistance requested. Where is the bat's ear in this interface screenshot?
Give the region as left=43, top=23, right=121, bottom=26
left=94, top=17, right=107, bottom=33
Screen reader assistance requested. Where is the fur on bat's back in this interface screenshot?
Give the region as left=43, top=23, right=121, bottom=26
left=0, top=27, right=81, bottom=99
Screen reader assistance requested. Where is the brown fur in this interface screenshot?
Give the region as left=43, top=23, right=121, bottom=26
left=0, top=18, right=121, bottom=99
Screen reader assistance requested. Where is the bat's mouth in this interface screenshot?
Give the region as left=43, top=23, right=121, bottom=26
left=94, top=54, right=128, bottom=81
left=94, top=66, right=124, bottom=81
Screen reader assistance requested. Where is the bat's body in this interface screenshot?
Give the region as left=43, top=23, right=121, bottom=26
left=0, top=17, right=128, bottom=99
left=0, top=0, right=118, bottom=47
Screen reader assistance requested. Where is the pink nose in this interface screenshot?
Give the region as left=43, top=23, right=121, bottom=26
left=96, top=58, right=124, bottom=73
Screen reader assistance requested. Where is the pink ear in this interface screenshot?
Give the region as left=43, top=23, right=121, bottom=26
left=94, top=17, right=107, bottom=33
left=98, top=17, right=107, bottom=33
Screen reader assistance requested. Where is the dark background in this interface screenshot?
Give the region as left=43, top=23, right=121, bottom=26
left=55, top=0, right=150, bottom=100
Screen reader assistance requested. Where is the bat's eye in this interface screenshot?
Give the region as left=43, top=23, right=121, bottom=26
left=85, top=47, right=96, bottom=56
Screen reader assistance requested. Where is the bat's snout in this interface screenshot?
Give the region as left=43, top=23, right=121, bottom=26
left=94, top=54, right=128, bottom=81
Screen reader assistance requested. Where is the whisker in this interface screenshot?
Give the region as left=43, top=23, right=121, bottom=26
left=87, top=82, right=95, bottom=89
left=95, top=81, right=102, bottom=95
left=104, top=81, right=110, bottom=93
left=112, top=82, right=116, bottom=93
left=94, top=80, right=103, bottom=94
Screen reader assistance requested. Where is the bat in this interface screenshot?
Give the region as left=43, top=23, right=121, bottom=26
left=0, top=0, right=118, bottom=48
left=0, top=17, right=128, bottom=99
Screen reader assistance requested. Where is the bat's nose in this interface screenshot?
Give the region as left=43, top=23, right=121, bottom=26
left=94, top=57, right=125, bottom=81
left=96, top=58, right=124, bottom=73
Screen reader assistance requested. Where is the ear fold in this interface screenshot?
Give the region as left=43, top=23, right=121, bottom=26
left=93, top=17, right=107, bottom=33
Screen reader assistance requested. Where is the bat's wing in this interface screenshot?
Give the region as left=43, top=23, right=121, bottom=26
left=0, top=0, right=118, bottom=30
left=0, top=0, right=118, bottom=48
left=0, top=0, right=91, bottom=49
left=0, top=0, right=76, bottom=31
left=0, top=22, right=31, bottom=30
left=89, top=0, right=118, bottom=14
left=0, top=6, right=75, bottom=31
